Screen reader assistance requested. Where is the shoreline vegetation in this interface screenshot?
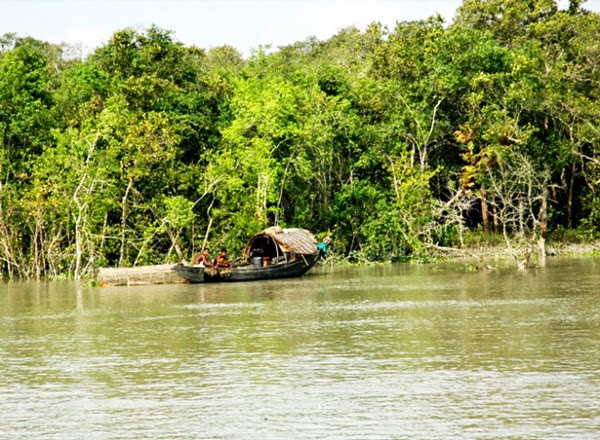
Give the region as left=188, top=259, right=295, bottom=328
left=2, top=1, right=600, bottom=280
left=322, top=236, right=600, bottom=268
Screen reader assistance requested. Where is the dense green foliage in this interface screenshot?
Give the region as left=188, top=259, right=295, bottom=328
left=1, top=1, right=600, bottom=278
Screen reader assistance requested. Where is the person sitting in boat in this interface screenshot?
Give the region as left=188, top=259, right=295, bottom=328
left=215, top=248, right=231, bottom=268
left=193, top=248, right=213, bottom=267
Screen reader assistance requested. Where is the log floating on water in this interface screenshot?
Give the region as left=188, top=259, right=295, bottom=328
left=96, top=264, right=189, bottom=287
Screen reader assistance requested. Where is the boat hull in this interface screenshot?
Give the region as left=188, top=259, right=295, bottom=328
left=172, top=265, right=205, bottom=283
left=174, top=253, right=319, bottom=283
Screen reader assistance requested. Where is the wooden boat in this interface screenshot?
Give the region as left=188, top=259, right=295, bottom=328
left=96, top=264, right=191, bottom=287
left=174, top=227, right=321, bottom=283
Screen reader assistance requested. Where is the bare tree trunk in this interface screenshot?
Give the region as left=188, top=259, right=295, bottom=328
left=73, top=135, right=98, bottom=279
left=166, top=229, right=184, bottom=261
left=492, top=203, right=499, bottom=232
left=567, top=161, right=575, bottom=229
left=274, top=152, right=296, bottom=227
left=46, top=226, right=64, bottom=279
left=29, top=201, right=47, bottom=280
left=480, top=186, right=490, bottom=234
left=0, top=217, right=16, bottom=279
left=119, top=178, right=134, bottom=267
left=87, top=228, right=95, bottom=278
left=486, top=152, right=550, bottom=270
left=202, top=217, right=213, bottom=251
left=33, top=211, right=41, bottom=279
left=539, top=172, right=549, bottom=237
left=73, top=172, right=88, bottom=280
left=538, top=168, right=550, bottom=266
left=100, top=213, right=108, bottom=255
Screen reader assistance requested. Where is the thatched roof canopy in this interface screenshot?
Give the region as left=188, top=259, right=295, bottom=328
left=245, top=226, right=318, bottom=256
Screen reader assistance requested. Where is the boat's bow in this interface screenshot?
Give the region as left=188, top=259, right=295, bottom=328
left=173, top=264, right=205, bottom=283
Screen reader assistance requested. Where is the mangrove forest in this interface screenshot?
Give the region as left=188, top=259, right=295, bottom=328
left=1, top=0, right=600, bottom=279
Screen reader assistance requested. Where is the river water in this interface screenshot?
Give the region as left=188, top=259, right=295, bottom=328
left=1, top=258, right=599, bottom=439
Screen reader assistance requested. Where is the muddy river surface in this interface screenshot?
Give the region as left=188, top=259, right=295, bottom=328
left=1, top=258, right=599, bottom=439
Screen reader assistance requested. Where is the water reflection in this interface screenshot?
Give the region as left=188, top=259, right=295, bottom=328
left=1, top=258, right=599, bottom=439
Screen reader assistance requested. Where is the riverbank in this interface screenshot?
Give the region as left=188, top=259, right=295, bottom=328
left=321, top=237, right=600, bottom=269
left=546, top=240, right=600, bottom=256
left=3, top=237, right=599, bottom=283
left=439, top=239, right=600, bottom=271
left=432, top=239, right=600, bottom=258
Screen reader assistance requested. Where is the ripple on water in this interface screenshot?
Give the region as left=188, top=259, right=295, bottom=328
left=1, top=260, right=599, bottom=439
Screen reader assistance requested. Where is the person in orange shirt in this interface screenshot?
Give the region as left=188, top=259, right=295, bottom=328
left=215, top=248, right=231, bottom=268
